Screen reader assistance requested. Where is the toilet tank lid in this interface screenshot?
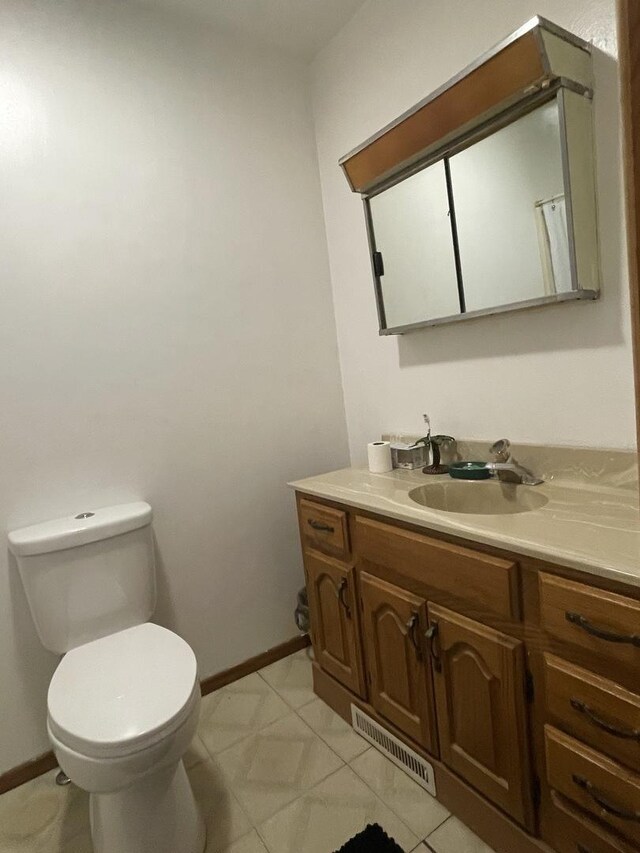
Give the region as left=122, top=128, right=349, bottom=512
left=8, top=502, right=152, bottom=557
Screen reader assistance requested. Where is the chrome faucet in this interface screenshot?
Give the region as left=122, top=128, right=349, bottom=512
left=486, top=439, right=543, bottom=486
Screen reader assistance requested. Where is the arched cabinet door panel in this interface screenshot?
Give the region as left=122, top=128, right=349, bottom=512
left=360, top=572, right=437, bottom=754
left=305, top=553, right=365, bottom=698
left=428, top=602, right=533, bottom=830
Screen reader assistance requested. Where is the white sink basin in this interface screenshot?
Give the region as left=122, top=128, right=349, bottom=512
left=408, top=480, right=549, bottom=515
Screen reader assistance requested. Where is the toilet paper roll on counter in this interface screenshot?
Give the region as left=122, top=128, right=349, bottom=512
left=367, top=441, right=393, bottom=473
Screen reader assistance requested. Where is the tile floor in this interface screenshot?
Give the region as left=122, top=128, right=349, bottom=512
left=0, top=648, right=497, bottom=853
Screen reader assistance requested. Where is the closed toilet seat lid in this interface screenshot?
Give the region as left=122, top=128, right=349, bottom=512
left=48, top=623, right=198, bottom=758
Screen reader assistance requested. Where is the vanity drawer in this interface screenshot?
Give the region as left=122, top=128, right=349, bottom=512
left=544, top=653, right=640, bottom=773
left=539, top=573, right=640, bottom=672
left=546, top=791, right=636, bottom=853
left=299, top=499, right=350, bottom=562
left=355, top=517, right=519, bottom=620
left=545, top=725, right=640, bottom=846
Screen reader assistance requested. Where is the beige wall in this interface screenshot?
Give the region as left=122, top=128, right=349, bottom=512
left=0, top=0, right=348, bottom=772
left=311, top=0, right=635, bottom=459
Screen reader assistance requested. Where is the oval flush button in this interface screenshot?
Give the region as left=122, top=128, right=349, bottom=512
left=75, top=512, right=95, bottom=519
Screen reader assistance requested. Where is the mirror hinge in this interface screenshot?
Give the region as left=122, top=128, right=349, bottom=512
left=373, top=251, right=385, bottom=277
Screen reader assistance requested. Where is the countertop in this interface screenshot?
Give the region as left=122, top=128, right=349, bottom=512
left=289, top=466, right=640, bottom=590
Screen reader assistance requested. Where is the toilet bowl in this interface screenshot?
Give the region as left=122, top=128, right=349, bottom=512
left=8, top=503, right=206, bottom=853
left=47, top=622, right=206, bottom=853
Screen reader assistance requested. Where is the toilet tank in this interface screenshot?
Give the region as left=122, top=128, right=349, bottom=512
left=8, top=502, right=156, bottom=654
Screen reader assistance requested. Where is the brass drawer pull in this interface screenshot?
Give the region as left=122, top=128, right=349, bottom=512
left=570, top=698, right=640, bottom=742
left=572, top=774, right=640, bottom=822
left=336, top=578, right=351, bottom=618
left=308, top=519, right=335, bottom=533
left=425, top=623, right=441, bottom=672
left=565, top=612, right=640, bottom=647
left=406, top=613, right=422, bottom=660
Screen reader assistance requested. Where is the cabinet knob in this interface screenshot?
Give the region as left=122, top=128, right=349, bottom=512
left=406, top=613, right=423, bottom=660
left=336, top=578, right=351, bottom=619
left=308, top=519, right=335, bottom=533
left=570, top=697, right=640, bottom=742
left=565, top=611, right=640, bottom=647
left=424, top=623, right=441, bottom=672
left=572, top=774, right=640, bottom=822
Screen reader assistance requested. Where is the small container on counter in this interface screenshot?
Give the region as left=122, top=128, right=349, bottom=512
left=390, top=441, right=428, bottom=470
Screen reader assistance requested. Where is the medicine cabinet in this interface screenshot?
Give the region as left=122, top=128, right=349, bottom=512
left=340, top=17, right=600, bottom=334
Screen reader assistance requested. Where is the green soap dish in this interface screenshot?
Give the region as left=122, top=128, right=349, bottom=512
left=448, top=461, right=491, bottom=480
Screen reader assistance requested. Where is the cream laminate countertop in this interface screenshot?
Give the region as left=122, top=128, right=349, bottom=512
left=289, top=466, right=640, bottom=590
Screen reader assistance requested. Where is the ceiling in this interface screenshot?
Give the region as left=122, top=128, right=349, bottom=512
left=141, top=0, right=367, bottom=61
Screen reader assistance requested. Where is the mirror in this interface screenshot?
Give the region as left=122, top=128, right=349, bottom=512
left=365, top=95, right=598, bottom=334
left=449, top=100, right=569, bottom=312
left=368, top=160, right=460, bottom=328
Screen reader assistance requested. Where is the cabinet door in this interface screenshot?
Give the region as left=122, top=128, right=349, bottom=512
left=305, top=553, right=365, bottom=697
left=360, top=572, right=437, bottom=752
left=428, top=603, right=532, bottom=827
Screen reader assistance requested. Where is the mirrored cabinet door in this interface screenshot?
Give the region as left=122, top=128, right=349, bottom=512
left=368, top=160, right=461, bottom=329
left=448, top=99, right=570, bottom=313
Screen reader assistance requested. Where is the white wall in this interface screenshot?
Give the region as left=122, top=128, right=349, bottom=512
left=0, top=0, right=349, bottom=773
left=312, top=0, right=636, bottom=460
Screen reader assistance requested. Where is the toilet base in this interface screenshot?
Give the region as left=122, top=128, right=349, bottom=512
left=90, top=760, right=206, bottom=853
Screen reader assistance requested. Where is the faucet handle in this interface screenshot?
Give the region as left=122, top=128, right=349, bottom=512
left=415, top=413, right=432, bottom=447
left=490, top=439, right=511, bottom=462
left=422, top=413, right=431, bottom=440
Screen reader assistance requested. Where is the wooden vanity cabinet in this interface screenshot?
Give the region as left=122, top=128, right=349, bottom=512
left=295, top=493, right=640, bottom=853
left=304, top=553, right=365, bottom=698
left=359, top=572, right=436, bottom=752
left=428, top=603, right=533, bottom=826
left=546, top=792, right=637, bottom=853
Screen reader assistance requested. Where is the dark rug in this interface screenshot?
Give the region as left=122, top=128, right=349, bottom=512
left=334, top=823, right=405, bottom=853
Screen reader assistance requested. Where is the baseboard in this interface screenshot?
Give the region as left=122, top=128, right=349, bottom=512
left=0, top=751, right=58, bottom=797
left=199, top=633, right=310, bottom=695
left=0, top=633, right=310, bottom=796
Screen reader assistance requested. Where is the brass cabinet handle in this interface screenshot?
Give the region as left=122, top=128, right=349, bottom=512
left=572, top=774, right=640, bottom=822
left=406, top=613, right=422, bottom=660
left=336, top=578, right=351, bottom=619
left=425, top=623, right=441, bottom=672
left=308, top=519, right=335, bottom=533
left=570, top=698, right=640, bottom=742
left=565, top=612, right=640, bottom=647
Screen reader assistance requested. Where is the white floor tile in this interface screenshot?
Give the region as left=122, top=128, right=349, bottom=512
left=0, top=770, right=89, bottom=853
left=188, top=760, right=252, bottom=853
left=213, top=712, right=343, bottom=824
left=350, top=747, right=449, bottom=838
left=259, top=649, right=316, bottom=709
left=0, top=677, right=494, bottom=853
left=218, top=829, right=268, bottom=853
left=59, top=832, right=94, bottom=853
left=297, top=699, right=368, bottom=762
left=185, top=734, right=211, bottom=769
left=199, top=672, right=290, bottom=755
left=427, top=817, right=496, bottom=853
left=257, top=765, right=419, bottom=853
left=60, top=833, right=93, bottom=853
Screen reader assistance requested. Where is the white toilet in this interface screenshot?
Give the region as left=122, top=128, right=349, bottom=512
left=8, top=502, right=206, bottom=853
